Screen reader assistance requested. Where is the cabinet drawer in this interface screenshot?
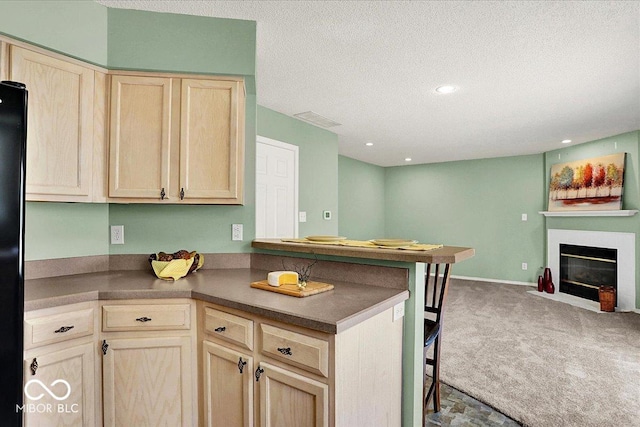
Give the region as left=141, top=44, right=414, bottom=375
left=203, top=307, right=253, bottom=351
left=102, top=303, right=191, bottom=332
left=260, top=324, right=329, bottom=377
left=25, top=307, right=95, bottom=349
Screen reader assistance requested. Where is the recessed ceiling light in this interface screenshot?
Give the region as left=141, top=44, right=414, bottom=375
left=562, top=139, right=572, bottom=144
left=405, top=157, right=412, bottom=162
left=435, top=85, right=458, bottom=94
left=365, top=142, right=374, bottom=146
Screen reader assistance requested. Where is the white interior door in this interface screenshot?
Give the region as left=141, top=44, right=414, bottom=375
left=256, top=136, right=298, bottom=238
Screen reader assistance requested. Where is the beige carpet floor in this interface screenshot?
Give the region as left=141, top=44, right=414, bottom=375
left=439, top=279, right=640, bottom=427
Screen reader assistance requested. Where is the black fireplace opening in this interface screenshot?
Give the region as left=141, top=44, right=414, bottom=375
left=559, top=244, right=617, bottom=304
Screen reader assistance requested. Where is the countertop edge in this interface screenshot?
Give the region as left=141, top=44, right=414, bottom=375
left=335, top=290, right=409, bottom=334
left=252, top=239, right=475, bottom=264
left=24, top=291, right=100, bottom=312
left=25, top=275, right=410, bottom=335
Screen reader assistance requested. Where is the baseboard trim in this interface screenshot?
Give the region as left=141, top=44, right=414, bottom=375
left=451, top=275, right=535, bottom=287
left=453, top=275, right=640, bottom=312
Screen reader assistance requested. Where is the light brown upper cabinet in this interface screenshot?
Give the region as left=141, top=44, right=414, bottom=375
left=108, top=75, right=174, bottom=200
left=109, top=73, right=245, bottom=205
left=9, top=45, right=106, bottom=202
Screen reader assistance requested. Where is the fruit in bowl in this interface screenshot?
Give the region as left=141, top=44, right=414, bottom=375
left=149, top=250, right=204, bottom=280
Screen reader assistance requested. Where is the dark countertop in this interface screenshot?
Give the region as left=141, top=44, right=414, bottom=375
left=252, top=239, right=475, bottom=264
left=25, top=269, right=409, bottom=334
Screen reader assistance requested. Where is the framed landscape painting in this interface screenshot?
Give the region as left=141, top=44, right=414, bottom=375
left=548, top=152, right=626, bottom=212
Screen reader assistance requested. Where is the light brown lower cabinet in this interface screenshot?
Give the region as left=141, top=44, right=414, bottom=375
left=101, top=335, right=193, bottom=426
left=22, top=301, right=100, bottom=427
left=100, top=300, right=196, bottom=427
left=199, top=302, right=403, bottom=427
left=201, top=340, right=329, bottom=427
left=23, top=342, right=96, bottom=427
left=202, top=340, right=254, bottom=427
left=23, top=297, right=402, bottom=427
left=257, top=362, right=328, bottom=427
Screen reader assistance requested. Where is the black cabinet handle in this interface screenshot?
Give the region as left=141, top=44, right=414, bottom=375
left=255, top=366, right=264, bottom=382
left=277, top=347, right=293, bottom=356
left=238, top=357, right=247, bottom=374
left=54, top=325, right=74, bottom=333
left=180, top=188, right=185, bottom=200
left=160, top=188, right=166, bottom=200
left=136, top=317, right=152, bottom=323
left=30, top=358, right=38, bottom=375
left=214, top=326, right=226, bottom=333
left=102, top=340, right=109, bottom=355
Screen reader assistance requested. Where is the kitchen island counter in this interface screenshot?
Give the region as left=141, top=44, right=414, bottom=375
left=25, top=268, right=408, bottom=334
left=252, top=238, right=475, bottom=264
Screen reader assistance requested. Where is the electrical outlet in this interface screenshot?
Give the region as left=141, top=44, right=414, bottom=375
left=522, top=262, right=528, bottom=270
left=521, top=213, right=527, bottom=221
left=323, top=210, right=331, bottom=220
left=393, top=302, right=405, bottom=321
left=110, top=225, right=124, bottom=245
left=299, top=212, right=307, bottom=223
left=232, top=224, right=243, bottom=241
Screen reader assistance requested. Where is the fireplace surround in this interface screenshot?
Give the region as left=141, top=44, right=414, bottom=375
left=547, top=229, right=635, bottom=311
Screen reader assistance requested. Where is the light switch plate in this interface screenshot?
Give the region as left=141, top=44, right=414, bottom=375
left=521, top=213, right=528, bottom=221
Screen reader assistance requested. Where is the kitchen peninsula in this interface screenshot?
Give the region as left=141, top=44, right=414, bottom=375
left=252, top=238, right=475, bottom=427
left=22, top=238, right=472, bottom=427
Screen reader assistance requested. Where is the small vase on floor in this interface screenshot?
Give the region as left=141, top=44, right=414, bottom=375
left=543, top=267, right=552, bottom=292
left=542, top=268, right=555, bottom=293
left=545, top=281, right=555, bottom=294
left=537, top=276, right=544, bottom=292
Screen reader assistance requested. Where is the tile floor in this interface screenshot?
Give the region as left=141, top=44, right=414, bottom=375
left=425, top=383, right=522, bottom=427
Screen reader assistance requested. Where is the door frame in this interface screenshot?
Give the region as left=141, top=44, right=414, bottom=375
left=255, top=135, right=299, bottom=238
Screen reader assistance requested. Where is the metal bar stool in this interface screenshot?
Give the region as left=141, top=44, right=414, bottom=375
left=423, top=262, right=452, bottom=422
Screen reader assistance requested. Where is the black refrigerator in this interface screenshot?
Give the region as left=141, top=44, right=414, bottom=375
left=0, top=81, right=28, bottom=427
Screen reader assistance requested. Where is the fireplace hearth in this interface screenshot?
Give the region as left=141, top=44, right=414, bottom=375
left=559, top=244, right=617, bottom=304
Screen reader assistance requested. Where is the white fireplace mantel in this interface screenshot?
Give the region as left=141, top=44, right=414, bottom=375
left=547, top=229, right=636, bottom=311
left=539, top=210, right=638, bottom=217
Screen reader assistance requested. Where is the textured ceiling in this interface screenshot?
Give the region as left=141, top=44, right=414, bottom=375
left=97, top=1, right=640, bottom=166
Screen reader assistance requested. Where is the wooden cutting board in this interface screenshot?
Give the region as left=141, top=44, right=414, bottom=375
left=250, top=280, right=334, bottom=297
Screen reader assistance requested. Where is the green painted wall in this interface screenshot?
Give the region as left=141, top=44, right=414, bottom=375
left=106, top=8, right=256, bottom=93
left=544, top=131, right=640, bottom=307
left=338, top=155, right=385, bottom=239
left=384, top=154, right=546, bottom=283
left=25, top=203, right=109, bottom=260
left=0, top=0, right=107, bottom=65
left=257, top=106, right=339, bottom=237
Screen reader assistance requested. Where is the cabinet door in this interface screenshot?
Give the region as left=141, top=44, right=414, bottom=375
left=258, top=362, right=328, bottom=427
left=180, top=79, right=244, bottom=203
left=102, top=336, right=193, bottom=427
left=202, top=340, right=253, bottom=427
left=23, top=342, right=95, bottom=426
left=10, top=45, right=94, bottom=201
left=109, top=75, right=173, bottom=200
